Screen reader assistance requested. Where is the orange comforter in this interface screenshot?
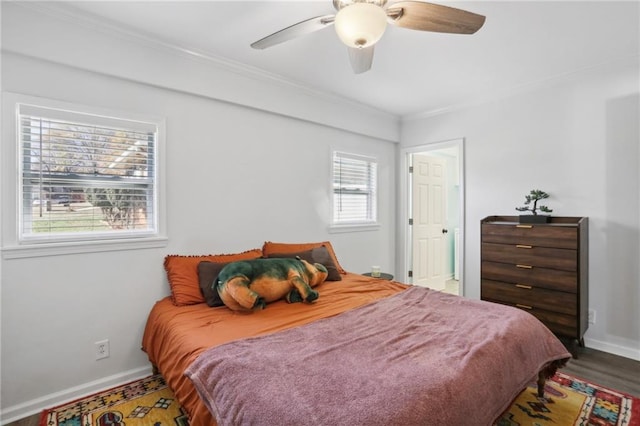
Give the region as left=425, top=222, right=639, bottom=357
left=142, top=273, right=409, bottom=426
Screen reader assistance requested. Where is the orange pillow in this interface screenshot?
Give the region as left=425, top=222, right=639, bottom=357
left=164, top=249, right=262, bottom=306
left=262, top=241, right=346, bottom=275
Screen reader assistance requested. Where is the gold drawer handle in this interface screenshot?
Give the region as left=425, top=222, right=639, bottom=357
left=516, top=244, right=533, bottom=249
left=516, top=225, right=533, bottom=229
left=516, top=264, right=533, bottom=269
left=515, top=284, right=532, bottom=289
left=516, top=303, right=533, bottom=310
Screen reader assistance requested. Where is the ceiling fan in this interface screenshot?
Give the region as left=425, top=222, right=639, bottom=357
left=251, top=0, right=486, bottom=74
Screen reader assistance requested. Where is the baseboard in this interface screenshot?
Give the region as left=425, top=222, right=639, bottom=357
left=1, top=365, right=153, bottom=425
left=584, top=337, right=640, bottom=362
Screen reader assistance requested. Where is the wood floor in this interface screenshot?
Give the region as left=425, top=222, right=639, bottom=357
left=560, top=343, right=640, bottom=396
left=6, top=346, right=639, bottom=426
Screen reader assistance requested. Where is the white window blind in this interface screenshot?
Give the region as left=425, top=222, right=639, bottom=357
left=332, top=151, right=377, bottom=224
left=18, top=104, right=159, bottom=242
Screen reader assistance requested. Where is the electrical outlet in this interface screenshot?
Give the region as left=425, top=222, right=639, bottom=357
left=95, top=339, right=110, bottom=360
left=588, top=309, right=596, bottom=325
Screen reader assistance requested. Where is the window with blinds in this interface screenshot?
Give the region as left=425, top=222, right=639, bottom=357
left=332, top=151, right=378, bottom=225
left=18, top=103, right=159, bottom=242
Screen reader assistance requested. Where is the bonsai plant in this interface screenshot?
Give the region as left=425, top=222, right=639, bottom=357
left=516, top=189, right=553, bottom=223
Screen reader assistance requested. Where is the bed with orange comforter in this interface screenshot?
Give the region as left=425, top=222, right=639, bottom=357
left=142, top=273, right=570, bottom=426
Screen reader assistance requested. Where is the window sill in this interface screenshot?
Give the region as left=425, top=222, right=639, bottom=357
left=2, top=236, right=168, bottom=259
left=328, top=223, right=381, bottom=233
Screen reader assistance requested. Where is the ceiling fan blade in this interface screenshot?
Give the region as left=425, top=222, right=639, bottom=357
left=348, top=46, right=375, bottom=74
left=387, top=1, right=485, bottom=34
left=251, top=15, right=335, bottom=49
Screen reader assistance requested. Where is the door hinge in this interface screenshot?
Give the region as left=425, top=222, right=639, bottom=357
left=409, top=166, right=413, bottom=173
left=409, top=218, right=413, bottom=226
left=408, top=270, right=413, bottom=278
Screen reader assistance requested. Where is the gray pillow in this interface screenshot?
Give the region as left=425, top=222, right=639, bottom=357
left=197, top=261, right=227, bottom=307
left=266, top=246, right=342, bottom=281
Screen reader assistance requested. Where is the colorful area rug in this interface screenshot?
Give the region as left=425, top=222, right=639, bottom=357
left=41, top=372, right=638, bottom=426
left=496, top=372, right=640, bottom=426
left=40, top=375, right=187, bottom=426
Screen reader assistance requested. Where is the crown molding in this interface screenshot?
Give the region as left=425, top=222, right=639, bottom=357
left=402, top=53, right=640, bottom=122
left=13, top=1, right=396, bottom=123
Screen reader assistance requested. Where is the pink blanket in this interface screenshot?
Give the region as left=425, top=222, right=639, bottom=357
left=185, top=286, right=570, bottom=426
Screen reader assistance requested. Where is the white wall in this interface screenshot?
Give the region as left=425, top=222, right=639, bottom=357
left=401, top=56, right=640, bottom=361
left=0, top=4, right=397, bottom=422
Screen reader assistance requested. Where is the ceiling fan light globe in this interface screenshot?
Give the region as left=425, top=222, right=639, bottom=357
left=334, top=3, right=387, bottom=48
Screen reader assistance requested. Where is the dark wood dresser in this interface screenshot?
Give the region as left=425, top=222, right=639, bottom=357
left=481, top=216, right=588, bottom=350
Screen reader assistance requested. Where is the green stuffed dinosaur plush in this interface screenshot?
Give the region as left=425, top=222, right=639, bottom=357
left=216, top=257, right=328, bottom=312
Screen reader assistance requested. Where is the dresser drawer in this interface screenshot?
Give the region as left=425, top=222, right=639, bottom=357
left=481, top=261, right=577, bottom=292
left=482, top=242, right=577, bottom=271
left=486, top=299, right=578, bottom=337
left=527, top=309, right=578, bottom=338
left=481, top=216, right=588, bottom=344
left=482, top=223, right=577, bottom=249
left=481, top=279, right=576, bottom=315
left=527, top=309, right=581, bottom=338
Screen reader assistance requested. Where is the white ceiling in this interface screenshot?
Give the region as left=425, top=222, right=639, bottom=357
left=48, top=1, right=639, bottom=117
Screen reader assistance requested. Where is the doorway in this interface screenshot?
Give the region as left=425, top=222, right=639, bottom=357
left=400, top=139, right=464, bottom=296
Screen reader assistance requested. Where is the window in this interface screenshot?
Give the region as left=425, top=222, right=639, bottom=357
left=8, top=97, right=165, bottom=253
left=332, top=151, right=378, bottom=227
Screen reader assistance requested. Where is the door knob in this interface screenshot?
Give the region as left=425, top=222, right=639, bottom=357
left=442, top=228, right=448, bottom=234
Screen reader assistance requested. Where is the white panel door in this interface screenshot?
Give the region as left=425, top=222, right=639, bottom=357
left=411, top=154, right=447, bottom=290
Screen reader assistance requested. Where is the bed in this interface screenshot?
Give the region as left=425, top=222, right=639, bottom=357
left=142, top=243, right=571, bottom=426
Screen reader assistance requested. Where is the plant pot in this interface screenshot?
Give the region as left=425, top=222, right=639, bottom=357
left=519, top=215, right=550, bottom=224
